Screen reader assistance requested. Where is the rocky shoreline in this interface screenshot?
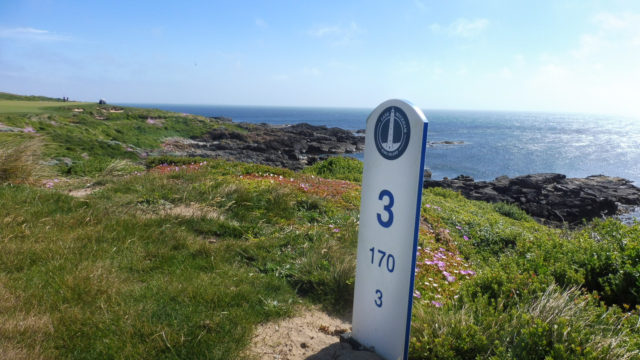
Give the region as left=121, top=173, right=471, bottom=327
left=424, top=174, right=640, bottom=226
left=158, top=122, right=364, bottom=170
left=158, top=119, right=639, bottom=226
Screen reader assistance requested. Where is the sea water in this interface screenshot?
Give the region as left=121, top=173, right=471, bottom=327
left=122, top=104, right=640, bottom=185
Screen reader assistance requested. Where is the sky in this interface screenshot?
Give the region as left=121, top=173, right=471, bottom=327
left=1, top=0, right=640, bottom=115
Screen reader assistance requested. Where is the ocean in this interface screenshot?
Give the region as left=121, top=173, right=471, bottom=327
left=121, top=104, right=640, bottom=185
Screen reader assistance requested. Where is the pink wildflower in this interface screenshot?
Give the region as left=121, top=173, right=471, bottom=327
left=431, top=300, right=443, bottom=307
left=413, top=290, right=422, bottom=299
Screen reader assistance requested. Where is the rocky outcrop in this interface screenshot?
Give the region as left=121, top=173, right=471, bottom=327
left=158, top=122, right=364, bottom=170
left=424, top=173, right=640, bottom=225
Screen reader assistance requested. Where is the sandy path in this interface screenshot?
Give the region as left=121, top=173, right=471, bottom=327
left=246, top=307, right=383, bottom=360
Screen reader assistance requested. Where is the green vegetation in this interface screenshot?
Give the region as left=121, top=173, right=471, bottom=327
left=1, top=95, right=639, bottom=359
left=302, top=155, right=364, bottom=182
left=0, top=135, right=50, bottom=184
left=0, top=99, right=242, bottom=176
left=0, top=91, right=66, bottom=101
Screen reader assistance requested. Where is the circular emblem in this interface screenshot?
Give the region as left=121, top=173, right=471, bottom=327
left=374, top=106, right=411, bottom=160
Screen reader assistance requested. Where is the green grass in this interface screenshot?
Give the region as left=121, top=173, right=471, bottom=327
left=0, top=158, right=362, bottom=359
left=1, top=95, right=639, bottom=359
left=0, top=92, right=66, bottom=101
left=0, top=98, right=243, bottom=176
left=302, top=156, right=364, bottom=182
left=0, top=100, right=85, bottom=113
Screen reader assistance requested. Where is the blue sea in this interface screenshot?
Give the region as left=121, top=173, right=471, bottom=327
left=122, top=104, right=640, bottom=185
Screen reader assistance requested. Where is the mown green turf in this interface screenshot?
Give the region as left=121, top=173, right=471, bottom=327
left=0, top=100, right=85, bottom=113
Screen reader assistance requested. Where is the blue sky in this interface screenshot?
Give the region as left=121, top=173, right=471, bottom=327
left=1, top=0, right=640, bottom=115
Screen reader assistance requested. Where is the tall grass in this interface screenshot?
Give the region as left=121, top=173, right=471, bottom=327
left=0, top=136, right=49, bottom=184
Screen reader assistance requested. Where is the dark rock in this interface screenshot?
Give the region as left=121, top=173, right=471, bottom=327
left=162, top=122, right=365, bottom=171
left=429, top=140, right=465, bottom=146
left=424, top=173, right=640, bottom=225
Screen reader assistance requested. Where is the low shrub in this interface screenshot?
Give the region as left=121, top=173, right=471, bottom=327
left=145, top=155, right=210, bottom=168
left=493, top=202, right=531, bottom=222
left=302, top=156, right=363, bottom=182
left=570, top=219, right=640, bottom=307
left=411, top=284, right=639, bottom=360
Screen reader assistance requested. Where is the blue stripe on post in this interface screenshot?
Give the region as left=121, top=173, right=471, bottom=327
left=403, top=122, right=429, bottom=360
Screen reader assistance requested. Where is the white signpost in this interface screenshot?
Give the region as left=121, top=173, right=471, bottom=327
left=350, top=99, right=428, bottom=360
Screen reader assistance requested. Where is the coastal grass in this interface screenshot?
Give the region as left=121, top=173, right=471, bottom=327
left=0, top=136, right=50, bottom=185
left=0, top=100, right=243, bottom=176
left=2, top=157, right=638, bottom=359
left=0, top=159, right=361, bottom=359
left=2, top=96, right=640, bottom=359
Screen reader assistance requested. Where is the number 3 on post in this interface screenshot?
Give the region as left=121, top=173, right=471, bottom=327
left=374, top=289, right=383, bottom=307
left=377, top=190, right=394, bottom=228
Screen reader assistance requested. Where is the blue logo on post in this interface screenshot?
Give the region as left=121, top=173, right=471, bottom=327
left=374, top=106, right=411, bottom=160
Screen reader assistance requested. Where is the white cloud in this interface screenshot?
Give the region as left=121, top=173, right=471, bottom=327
left=593, top=12, right=640, bottom=30
left=430, top=18, right=489, bottom=38
left=450, top=18, right=489, bottom=38
left=0, top=27, right=71, bottom=41
left=308, top=22, right=362, bottom=46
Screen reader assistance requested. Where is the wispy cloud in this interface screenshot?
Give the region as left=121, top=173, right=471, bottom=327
left=571, top=12, right=640, bottom=60
left=255, top=18, right=268, bottom=29
left=308, top=22, right=362, bottom=46
left=0, top=27, right=71, bottom=41
left=593, top=12, right=640, bottom=30
left=430, top=18, right=489, bottom=38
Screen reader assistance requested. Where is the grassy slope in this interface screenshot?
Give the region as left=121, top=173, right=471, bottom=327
left=0, top=99, right=242, bottom=176
left=1, top=96, right=639, bottom=359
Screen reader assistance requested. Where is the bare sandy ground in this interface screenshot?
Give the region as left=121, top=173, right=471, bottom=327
left=246, top=307, right=383, bottom=360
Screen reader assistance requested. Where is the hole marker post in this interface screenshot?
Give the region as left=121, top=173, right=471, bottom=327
left=351, top=99, right=428, bottom=360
